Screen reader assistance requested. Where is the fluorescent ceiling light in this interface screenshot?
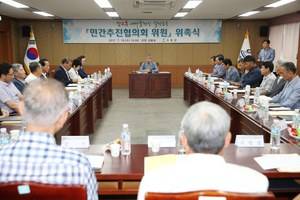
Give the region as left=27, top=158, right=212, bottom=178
left=238, top=11, right=260, bottom=17
left=94, top=0, right=112, bottom=8
left=0, top=0, right=29, bottom=8
left=265, top=0, right=296, bottom=7
left=106, top=12, right=119, bottom=17
left=183, top=0, right=202, bottom=9
left=33, top=11, right=54, bottom=17
left=174, top=12, right=188, bottom=17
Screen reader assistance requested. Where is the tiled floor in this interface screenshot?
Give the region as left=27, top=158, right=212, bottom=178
left=89, top=87, right=189, bottom=144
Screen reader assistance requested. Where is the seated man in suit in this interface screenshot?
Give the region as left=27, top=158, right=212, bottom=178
left=251, top=61, right=276, bottom=95
left=25, top=62, right=42, bottom=84
left=218, top=58, right=240, bottom=83
left=139, top=54, right=159, bottom=73
left=54, top=57, right=78, bottom=86
left=210, top=55, right=219, bottom=74
left=204, top=54, right=226, bottom=79
left=39, top=58, right=50, bottom=80
left=12, top=63, right=26, bottom=94
left=231, top=58, right=248, bottom=87
left=137, top=101, right=268, bottom=200
left=264, top=59, right=287, bottom=97
left=0, top=78, right=98, bottom=200
left=257, top=39, right=275, bottom=62
left=272, top=62, right=300, bottom=110
left=239, top=56, right=263, bottom=89
left=0, top=62, right=23, bottom=113
left=77, top=55, right=93, bottom=79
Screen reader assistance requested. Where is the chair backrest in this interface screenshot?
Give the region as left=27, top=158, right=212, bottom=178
left=140, top=62, right=159, bottom=67
left=0, top=181, right=87, bottom=200
left=145, top=190, right=275, bottom=200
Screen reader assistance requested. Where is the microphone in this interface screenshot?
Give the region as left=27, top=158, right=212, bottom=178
left=253, top=49, right=261, bottom=57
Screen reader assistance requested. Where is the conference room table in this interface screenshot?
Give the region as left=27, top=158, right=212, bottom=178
left=78, top=144, right=300, bottom=200
left=183, top=74, right=300, bottom=148
left=128, top=72, right=171, bottom=98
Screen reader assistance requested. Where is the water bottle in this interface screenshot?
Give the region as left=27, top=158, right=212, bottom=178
left=94, top=72, right=97, bottom=81
left=98, top=71, right=102, bottom=81
left=21, top=119, right=26, bottom=131
left=262, top=99, right=269, bottom=122
left=67, top=92, right=75, bottom=113
left=77, top=83, right=83, bottom=104
left=178, top=123, right=186, bottom=153
left=270, top=119, right=280, bottom=149
left=292, top=109, right=300, bottom=128
left=0, top=128, right=10, bottom=146
left=121, top=124, right=131, bottom=155
left=108, top=67, right=111, bottom=75
left=188, top=67, right=191, bottom=75
left=244, top=85, right=250, bottom=101
left=254, top=87, right=260, bottom=104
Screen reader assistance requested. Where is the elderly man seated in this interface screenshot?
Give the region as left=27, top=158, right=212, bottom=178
left=0, top=78, right=98, bottom=200
left=139, top=54, right=159, bottom=73
left=138, top=101, right=268, bottom=200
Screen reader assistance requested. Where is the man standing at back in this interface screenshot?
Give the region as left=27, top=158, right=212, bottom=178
left=137, top=101, right=268, bottom=200
left=0, top=78, right=98, bottom=200
left=257, top=39, right=275, bottom=62
left=239, top=55, right=263, bottom=89
left=139, top=54, right=159, bottom=73
left=54, top=58, right=78, bottom=86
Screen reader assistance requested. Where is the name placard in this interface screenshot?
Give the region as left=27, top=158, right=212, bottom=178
left=61, top=136, right=90, bottom=149
left=235, top=135, right=264, bottom=147
left=277, top=119, right=288, bottom=131
left=148, top=135, right=176, bottom=148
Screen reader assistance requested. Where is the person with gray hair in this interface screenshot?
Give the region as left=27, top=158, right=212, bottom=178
left=139, top=54, right=159, bottom=73
left=0, top=78, right=98, bottom=200
left=12, top=63, right=27, bottom=94
left=264, top=59, right=288, bottom=97
left=137, top=101, right=268, bottom=200
left=54, top=57, right=79, bottom=86
left=24, top=61, right=42, bottom=84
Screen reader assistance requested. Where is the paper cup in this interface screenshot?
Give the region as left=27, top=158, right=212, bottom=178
left=111, top=144, right=120, bottom=157
left=10, top=130, right=20, bottom=138
left=233, top=89, right=237, bottom=95
left=151, top=140, right=161, bottom=153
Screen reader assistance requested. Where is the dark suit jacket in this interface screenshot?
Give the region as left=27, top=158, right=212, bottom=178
left=240, top=66, right=263, bottom=89
left=78, top=67, right=90, bottom=79
left=54, top=65, right=73, bottom=86
left=264, top=77, right=286, bottom=98
left=12, top=78, right=25, bottom=94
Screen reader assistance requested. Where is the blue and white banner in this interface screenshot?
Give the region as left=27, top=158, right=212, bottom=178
left=63, top=19, right=222, bottom=44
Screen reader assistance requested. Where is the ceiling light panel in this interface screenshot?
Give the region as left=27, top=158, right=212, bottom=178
left=33, top=11, right=54, bottom=17
left=183, top=0, right=202, bottom=9
left=94, top=0, right=113, bottom=8
left=265, top=0, right=296, bottom=8
left=106, top=12, right=119, bottom=17
left=0, top=0, right=29, bottom=8
left=238, top=11, right=260, bottom=17
left=174, top=12, right=188, bottom=17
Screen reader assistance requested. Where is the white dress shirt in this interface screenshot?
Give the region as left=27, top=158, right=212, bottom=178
left=69, top=68, right=80, bottom=80
left=137, top=153, right=269, bottom=200
left=25, top=73, right=38, bottom=84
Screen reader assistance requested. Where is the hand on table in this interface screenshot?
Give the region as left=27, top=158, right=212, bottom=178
left=0, top=109, right=9, bottom=119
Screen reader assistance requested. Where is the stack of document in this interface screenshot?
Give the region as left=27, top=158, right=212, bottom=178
left=254, top=154, right=300, bottom=172
left=86, top=155, right=104, bottom=171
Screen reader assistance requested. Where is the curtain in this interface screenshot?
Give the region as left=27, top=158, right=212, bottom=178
left=269, top=22, right=300, bottom=66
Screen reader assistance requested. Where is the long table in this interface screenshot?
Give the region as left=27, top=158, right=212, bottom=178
left=0, top=76, right=112, bottom=145
left=183, top=75, right=300, bottom=148
left=129, top=72, right=171, bottom=98
left=78, top=144, right=300, bottom=199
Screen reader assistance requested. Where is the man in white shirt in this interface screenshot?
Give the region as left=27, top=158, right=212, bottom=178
left=39, top=58, right=50, bottom=80
left=137, top=102, right=269, bottom=200
left=25, top=62, right=42, bottom=84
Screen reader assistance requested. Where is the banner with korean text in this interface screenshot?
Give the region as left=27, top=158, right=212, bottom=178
left=63, top=19, right=222, bottom=44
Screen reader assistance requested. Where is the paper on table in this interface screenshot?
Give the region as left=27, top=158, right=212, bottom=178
left=229, top=90, right=245, bottom=93
left=254, top=154, right=300, bottom=172
left=68, top=83, right=78, bottom=87
left=268, top=111, right=295, bottom=116
left=269, top=107, right=291, bottom=111
left=86, top=155, right=104, bottom=171
left=159, top=72, right=170, bottom=73
left=65, top=87, right=77, bottom=91
left=144, top=154, right=177, bottom=174
left=242, top=95, right=254, bottom=99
